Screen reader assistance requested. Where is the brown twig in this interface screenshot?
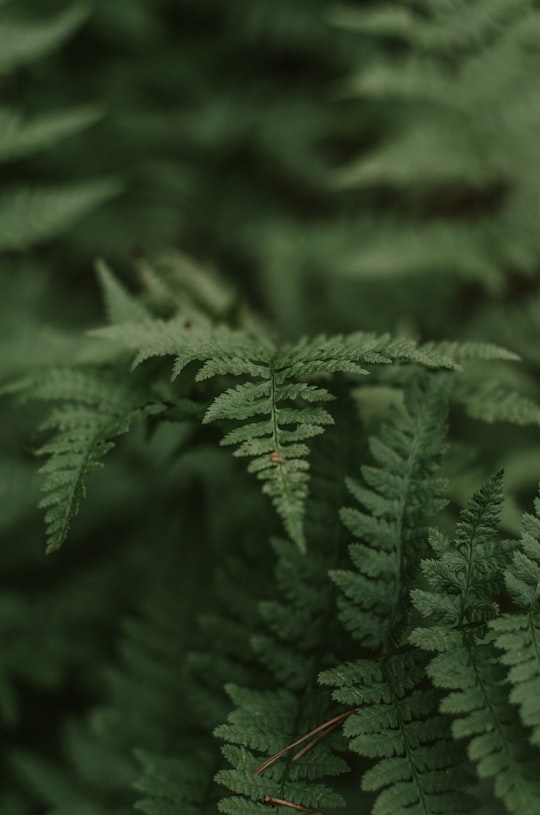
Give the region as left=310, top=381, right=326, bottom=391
left=254, top=708, right=360, bottom=812
left=292, top=721, right=341, bottom=762
left=264, top=794, right=316, bottom=812
left=253, top=708, right=358, bottom=776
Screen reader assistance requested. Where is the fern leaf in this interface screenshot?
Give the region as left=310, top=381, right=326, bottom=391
left=0, top=181, right=121, bottom=251
left=89, top=317, right=222, bottom=370
left=320, top=649, right=474, bottom=815
left=319, top=379, right=471, bottom=813
left=96, top=260, right=150, bottom=326
left=332, top=378, right=449, bottom=650
left=215, top=686, right=347, bottom=815
left=0, top=106, right=103, bottom=165
left=490, top=488, right=540, bottom=747
left=329, top=0, right=540, bottom=293
left=92, top=307, right=517, bottom=549
left=215, top=420, right=360, bottom=812
left=453, top=379, right=540, bottom=426
left=335, top=123, right=494, bottom=191
left=135, top=749, right=218, bottom=815
left=411, top=474, right=540, bottom=813
left=13, top=369, right=163, bottom=551
left=328, top=6, right=417, bottom=41
left=0, top=4, right=89, bottom=70
left=337, top=221, right=499, bottom=289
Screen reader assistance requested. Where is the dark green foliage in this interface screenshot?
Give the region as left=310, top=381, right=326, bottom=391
left=7, top=369, right=165, bottom=551
left=411, top=475, right=540, bottom=814
left=320, top=378, right=475, bottom=815
left=322, top=649, right=474, bottom=815
left=332, top=378, right=449, bottom=650
left=0, top=3, right=119, bottom=251
left=3, top=2, right=540, bottom=814
left=490, top=490, right=540, bottom=747
left=215, top=411, right=358, bottom=813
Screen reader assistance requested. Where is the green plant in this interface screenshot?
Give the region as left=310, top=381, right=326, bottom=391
left=3, top=2, right=540, bottom=815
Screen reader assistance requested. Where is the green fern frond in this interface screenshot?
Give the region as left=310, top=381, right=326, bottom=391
left=453, top=379, right=540, bottom=426
left=11, top=369, right=163, bottom=551
left=320, top=648, right=474, bottom=815
left=337, top=221, right=499, bottom=289
left=96, top=260, right=150, bottom=326
left=0, top=181, right=121, bottom=251
left=93, top=303, right=515, bottom=549
left=0, top=4, right=120, bottom=255
left=331, top=378, right=449, bottom=650
left=331, top=1, right=534, bottom=62
left=318, top=378, right=470, bottom=813
left=9, top=752, right=101, bottom=815
left=411, top=472, right=506, bottom=629
left=135, top=748, right=218, bottom=815
left=490, top=488, right=540, bottom=747
left=334, top=123, right=494, bottom=191
left=0, top=106, right=103, bottom=165
left=328, top=5, right=418, bottom=44
left=215, top=416, right=359, bottom=813
left=215, top=686, right=347, bottom=815
left=421, top=341, right=519, bottom=365
left=147, top=252, right=239, bottom=320
left=329, top=0, right=540, bottom=292
left=411, top=474, right=540, bottom=813
left=0, top=3, right=89, bottom=70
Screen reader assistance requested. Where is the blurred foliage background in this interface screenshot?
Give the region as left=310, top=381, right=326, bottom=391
left=1, top=1, right=540, bottom=812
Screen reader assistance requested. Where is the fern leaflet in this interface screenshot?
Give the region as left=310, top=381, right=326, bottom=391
left=0, top=106, right=103, bottom=164
left=135, top=748, right=217, bottom=815
left=93, top=292, right=515, bottom=550
left=215, top=414, right=361, bottom=813
left=490, top=487, right=540, bottom=747
left=0, top=3, right=89, bottom=70
left=9, top=369, right=163, bottom=551
left=411, top=473, right=540, bottom=814
left=319, top=378, right=470, bottom=814
left=0, top=181, right=121, bottom=251
left=320, top=649, right=474, bottom=815
left=331, top=377, right=449, bottom=650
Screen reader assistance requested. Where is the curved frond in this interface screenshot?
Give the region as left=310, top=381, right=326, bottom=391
left=11, top=369, right=164, bottom=551
left=0, top=106, right=103, bottom=165
left=0, top=181, right=121, bottom=251
left=0, top=3, right=89, bottom=70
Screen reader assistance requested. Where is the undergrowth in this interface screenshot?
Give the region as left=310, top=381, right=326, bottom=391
left=2, top=2, right=540, bottom=814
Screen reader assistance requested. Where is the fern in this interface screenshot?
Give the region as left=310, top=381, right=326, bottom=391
left=331, top=377, right=449, bottom=650
left=7, top=369, right=164, bottom=551
left=0, top=106, right=103, bottom=164
left=411, top=473, right=540, bottom=813
left=490, top=488, right=540, bottom=747
left=93, top=286, right=515, bottom=551
left=319, top=377, right=472, bottom=815
left=0, top=182, right=121, bottom=251
left=215, top=404, right=359, bottom=813
left=135, top=748, right=217, bottom=815
left=330, top=0, right=540, bottom=291
left=96, top=260, right=153, bottom=326
left=453, top=378, right=540, bottom=426
left=4, top=3, right=540, bottom=813
left=0, top=2, right=119, bottom=251
left=321, top=649, right=474, bottom=815
left=13, top=477, right=274, bottom=815
left=0, top=3, right=89, bottom=70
